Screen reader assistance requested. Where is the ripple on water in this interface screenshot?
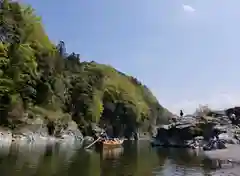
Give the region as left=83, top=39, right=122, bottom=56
left=0, top=140, right=239, bottom=176
left=0, top=140, right=83, bottom=176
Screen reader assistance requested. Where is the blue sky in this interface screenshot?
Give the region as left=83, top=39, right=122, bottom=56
left=21, top=0, right=240, bottom=113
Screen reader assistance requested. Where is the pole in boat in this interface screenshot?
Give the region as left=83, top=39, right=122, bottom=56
left=84, top=132, right=105, bottom=149
left=84, top=137, right=101, bottom=149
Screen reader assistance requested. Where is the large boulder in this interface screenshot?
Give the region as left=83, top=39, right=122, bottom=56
left=218, top=133, right=239, bottom=144
left=11, top=117, right=83, bottom=143
left=153, top=115, right=235, bottom=147
left=57, top=121, right=83, bottom=141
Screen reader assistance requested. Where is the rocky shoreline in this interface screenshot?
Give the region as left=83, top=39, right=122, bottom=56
left=150, top=108, right=240, bottom=174
left=0, top=118, right=84, bottom=148
left=204, top=144, right=240, bottom=175
left=152, top=111, right=240, bottom=148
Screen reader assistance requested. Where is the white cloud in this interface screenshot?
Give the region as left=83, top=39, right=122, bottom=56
left=182, top=4, right=196, bottom=13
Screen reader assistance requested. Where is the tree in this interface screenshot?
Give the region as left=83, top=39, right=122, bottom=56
left=0, top=0, right=173, bottom=135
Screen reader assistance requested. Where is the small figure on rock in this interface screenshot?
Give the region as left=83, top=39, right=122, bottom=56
left=180, top=110, right=184, bottom=118
left=231, top=113, right=236, bottom=119
left=230, top=113, right=239, bottom=125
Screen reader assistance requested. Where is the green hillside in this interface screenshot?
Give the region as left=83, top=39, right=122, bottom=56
left=0, top=0, right=172, bottom=136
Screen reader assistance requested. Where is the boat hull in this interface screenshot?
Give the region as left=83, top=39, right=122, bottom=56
left=96, top=139, right=124, bottom=149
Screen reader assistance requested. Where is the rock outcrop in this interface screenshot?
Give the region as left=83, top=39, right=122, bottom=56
left=0, top=117, right=83, bottom=147
left=152, top=114, right=240, bottom=148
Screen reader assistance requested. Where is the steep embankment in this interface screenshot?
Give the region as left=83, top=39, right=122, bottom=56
left=0, top=0, right=172, bottom=138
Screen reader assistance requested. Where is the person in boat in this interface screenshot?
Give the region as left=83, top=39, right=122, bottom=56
left=99, top=132, right=108, bottom=141
left=92, top=132, right=99, bottom=142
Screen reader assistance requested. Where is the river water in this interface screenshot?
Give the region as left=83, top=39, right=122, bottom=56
left=0, top=140, right=233, bottom=176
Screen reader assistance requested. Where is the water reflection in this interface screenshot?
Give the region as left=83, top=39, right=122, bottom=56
left=101, top=147, right=124, bottom=160
left=99, top=141, right=225, bottom=176
left=0, top=141, right=83, bottom=176
left=0, top=140, right=238, bottom=176
left=100, top=141, right=160, bottom=176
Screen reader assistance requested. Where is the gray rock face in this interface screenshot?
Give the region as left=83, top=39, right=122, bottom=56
left=57, top=121, right=83, bottom=141
left=153, top=114, right=240, bottom=148
left=218, top=133, right=239, bottom=144
left=0, top=129, right=12, bottom=148
left=2, top=118, right=84, bottom=145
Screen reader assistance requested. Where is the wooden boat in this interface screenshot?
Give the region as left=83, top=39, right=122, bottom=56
left=98, top=138, right=124, bottom=149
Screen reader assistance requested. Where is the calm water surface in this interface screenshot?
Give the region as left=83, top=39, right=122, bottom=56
left=0, top=140, right=227, bottom=176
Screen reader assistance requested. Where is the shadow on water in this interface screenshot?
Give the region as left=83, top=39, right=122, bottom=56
left=0, top=140, right=236, bottom=176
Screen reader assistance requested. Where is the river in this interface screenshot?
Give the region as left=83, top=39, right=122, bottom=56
left=0, top=140, right=233, bottom=176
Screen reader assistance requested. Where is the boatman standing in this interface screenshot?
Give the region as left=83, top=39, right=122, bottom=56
left=180, top=110, right=184, bottom=118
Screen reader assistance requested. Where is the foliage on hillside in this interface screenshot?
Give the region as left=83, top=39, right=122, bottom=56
left=0, top=0, right=172, bottom=134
